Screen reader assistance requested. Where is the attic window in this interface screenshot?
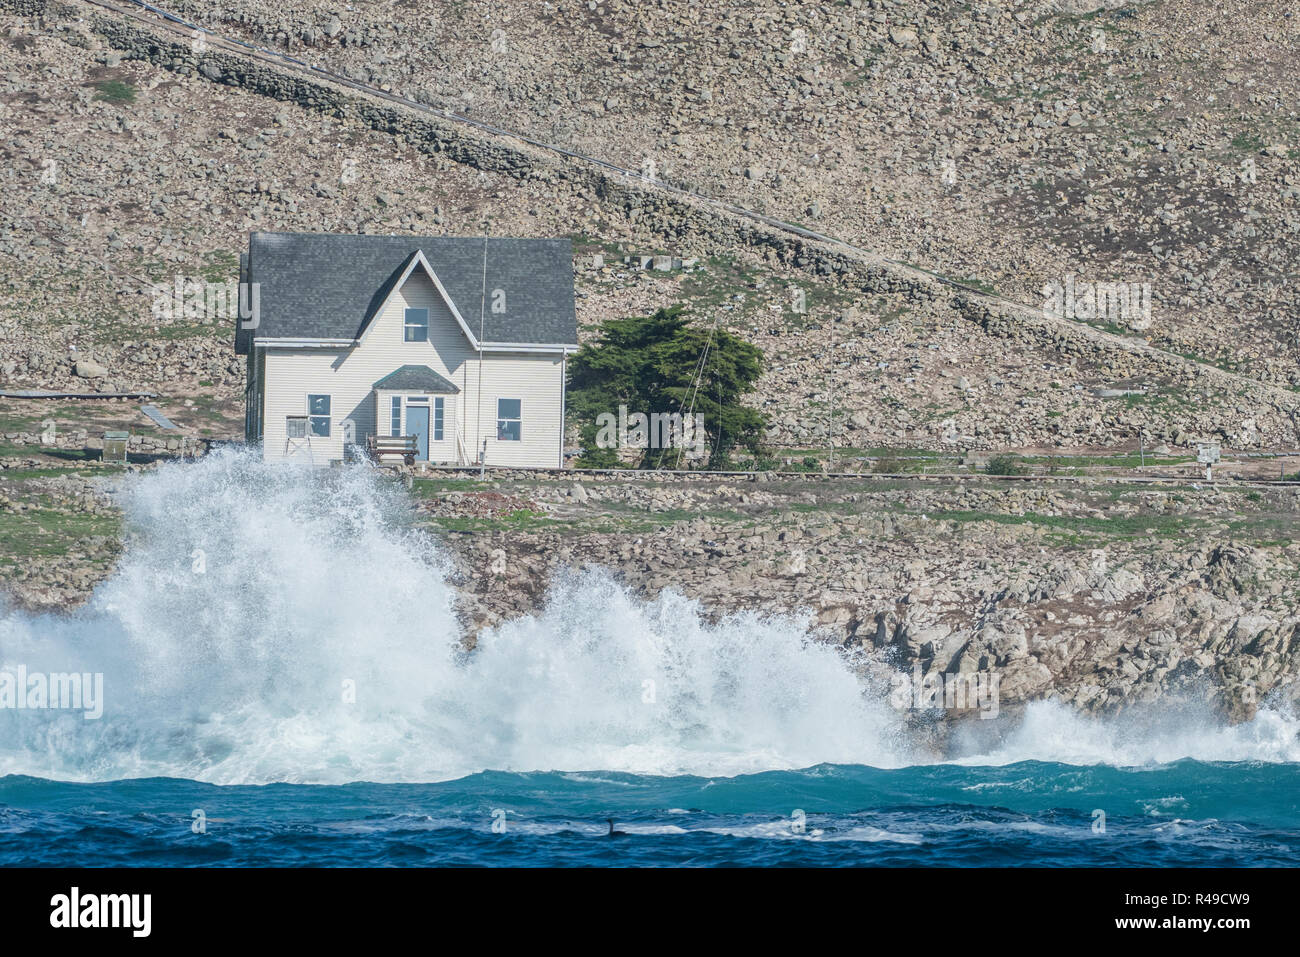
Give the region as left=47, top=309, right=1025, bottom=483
left=404, top=307, right=429, bottom=342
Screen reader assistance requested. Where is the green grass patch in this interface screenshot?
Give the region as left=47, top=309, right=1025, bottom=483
left=409, top=477, right=498, bottom=495
left=1231, top=131, right=1265, bottom=153
left=1020, top=452, right=1195, bottom=467
left=919, top=508, right=1193, bottom=540
left=0, top=507, right=120, bottom=565
left=199, top=250, right=239, bottom=284
left=0, top=467, right=98, bottom=480
left=0, top=442, right=98, bottom=463
left=419, top=512, right=565, bottom=533
left=93, top=80, right=137, bottom=104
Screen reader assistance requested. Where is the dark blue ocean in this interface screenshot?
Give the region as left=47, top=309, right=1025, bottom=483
left=3, top=761, right=1298, bottom=867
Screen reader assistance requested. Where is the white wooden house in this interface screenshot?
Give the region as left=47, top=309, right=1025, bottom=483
left=235, top=232, right=578, bottom=467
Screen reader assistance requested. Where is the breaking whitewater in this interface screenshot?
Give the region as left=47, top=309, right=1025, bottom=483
left=1, top=451, right=1297, bottom=865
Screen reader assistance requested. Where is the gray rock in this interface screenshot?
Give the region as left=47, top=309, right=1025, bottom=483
left=889, top=28, right=919, bottom=49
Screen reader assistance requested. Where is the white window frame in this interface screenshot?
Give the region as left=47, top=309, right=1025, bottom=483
left=497, top=398, right=522, bottom=442
left=404, top=307, right=429, bottom=342
left=307, top=394, right=331, bottom=437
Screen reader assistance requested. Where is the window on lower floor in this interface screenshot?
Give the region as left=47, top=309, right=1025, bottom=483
left=433, top=397, right=444, bottom=441
left=307, top=394, right=331, bottom=437
left=390, top=396, right=401, bottom=436
left=497, top=398, right=521, bottom=442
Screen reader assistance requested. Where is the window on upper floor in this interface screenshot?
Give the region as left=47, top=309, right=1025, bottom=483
left=404, top=307, right=429, bottom=342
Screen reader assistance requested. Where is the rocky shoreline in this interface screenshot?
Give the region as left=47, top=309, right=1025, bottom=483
left=429, top=471, right=1299, bottom=730
left=10, top=462, right=1294, bottom=736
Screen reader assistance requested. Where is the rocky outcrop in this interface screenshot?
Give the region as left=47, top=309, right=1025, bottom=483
left=422, top=472, right=1300, bottom=725
left=5, top=464, right=1298, bottom=727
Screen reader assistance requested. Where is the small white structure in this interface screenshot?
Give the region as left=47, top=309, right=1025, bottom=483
left=236, top=232, right=578, bottom=467
left=1198, top=442, right=1221, bottom=481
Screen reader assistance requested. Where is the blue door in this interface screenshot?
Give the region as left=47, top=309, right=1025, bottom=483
left=408, top=406, right=430, bottom=461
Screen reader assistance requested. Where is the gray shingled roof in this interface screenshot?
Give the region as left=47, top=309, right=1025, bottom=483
left=236, top=232, right=577, bottom=355
left=372, top=365, right=460, bottom=394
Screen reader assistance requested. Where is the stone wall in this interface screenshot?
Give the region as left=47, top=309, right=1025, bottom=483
left=0, top=0, right=48, bottom=16
left=2, top=430, right=212, bottom=456
left=72, top=9, right=1300, bottom=447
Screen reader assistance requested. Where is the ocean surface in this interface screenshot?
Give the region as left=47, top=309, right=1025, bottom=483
left=3, top=762, right=1299, bottom=867
left=1, top=453, right=1297, bottom=867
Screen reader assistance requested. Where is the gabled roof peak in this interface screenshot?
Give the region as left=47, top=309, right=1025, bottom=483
left=356, top=248, right=480, bottom=348
left=237, top=233, right=577, bottom=355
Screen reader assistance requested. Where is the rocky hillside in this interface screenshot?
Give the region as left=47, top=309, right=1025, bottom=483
left=165, top=0, right=1300, bottom=383
left=1, top=0, right=1298, bottom=457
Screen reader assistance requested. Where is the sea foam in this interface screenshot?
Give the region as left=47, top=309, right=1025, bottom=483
left=0, top=450, right=1296, bottom=785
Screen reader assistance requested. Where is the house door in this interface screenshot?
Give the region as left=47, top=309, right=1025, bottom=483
left=408, top=406, right=430, bottom=461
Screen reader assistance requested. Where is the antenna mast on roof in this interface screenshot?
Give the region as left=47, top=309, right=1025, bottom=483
left=476, top=235, right=487, bottom=466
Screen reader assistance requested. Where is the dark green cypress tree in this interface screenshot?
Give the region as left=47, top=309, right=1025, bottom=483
left=567, top=307, right=767, bottom=469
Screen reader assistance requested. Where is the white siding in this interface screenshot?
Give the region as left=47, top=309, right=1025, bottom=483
left=259, top=267, right=565, bottom=467
left=262, top=347, right=350, bottom=465
left=464, top=354, right=565, bottom=468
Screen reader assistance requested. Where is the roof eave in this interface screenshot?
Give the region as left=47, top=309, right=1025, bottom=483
left=253, top=337, right=357, bottom=348
left=479, top=342, right=579, bottom=354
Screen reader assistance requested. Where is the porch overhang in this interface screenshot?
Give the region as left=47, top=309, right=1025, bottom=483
left=371, top=365, right=461, bottom=394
